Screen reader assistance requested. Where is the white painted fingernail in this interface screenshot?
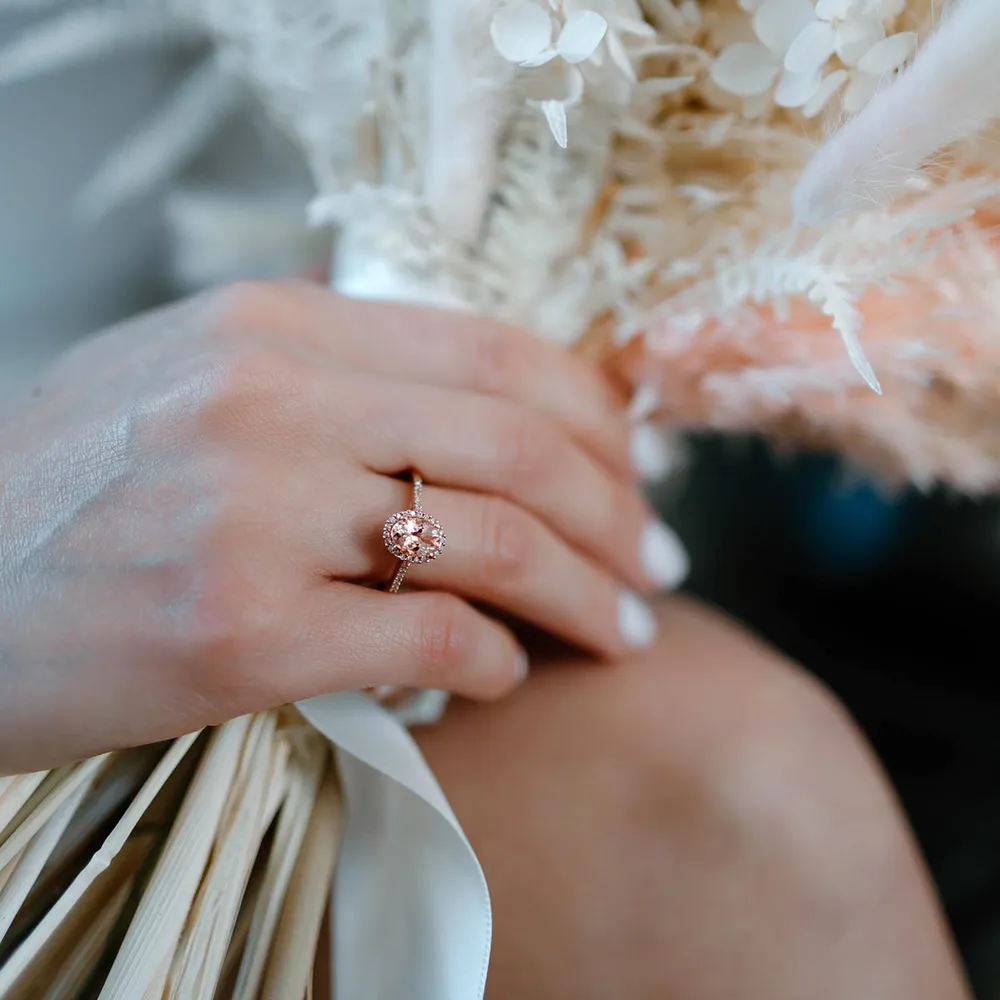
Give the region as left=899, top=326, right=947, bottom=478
left=641, top=520, right=689, bottom=590
left=630, top=423, right=673, bottom=482
left=619, top=591, right=657, bottom=649
left=628, top=383, right=660, bottom=423
left=514, top=648, right=530, bottom=682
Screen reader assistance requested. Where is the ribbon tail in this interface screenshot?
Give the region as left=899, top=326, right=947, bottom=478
left=297, top=691, right=492, bottom=1000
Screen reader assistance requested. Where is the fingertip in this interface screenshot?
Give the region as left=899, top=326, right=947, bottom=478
left=640, top=520, right=690, bottom=591
left=398, top=590, right=529, bottom=702
left=630, top=423, right=675, bottom=483
left=618, top=590, right=658, bottom=651
left=463, top=642, right=531, bottom=703
left=514, top=647, right=530, bottom=683
left=627, top=383, right=660, bottom=423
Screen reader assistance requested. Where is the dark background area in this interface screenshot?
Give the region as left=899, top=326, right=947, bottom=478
left=660, top=436, right=1000, bottom=997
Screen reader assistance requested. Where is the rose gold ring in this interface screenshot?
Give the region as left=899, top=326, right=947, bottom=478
left=382, top=472, right=447, bottom=593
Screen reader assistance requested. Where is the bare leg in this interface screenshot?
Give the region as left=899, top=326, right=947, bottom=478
left=415, top=597, right=970, bottom=1000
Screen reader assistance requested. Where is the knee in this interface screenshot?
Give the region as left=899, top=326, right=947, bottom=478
left=596, top=598, right=907, bottom=900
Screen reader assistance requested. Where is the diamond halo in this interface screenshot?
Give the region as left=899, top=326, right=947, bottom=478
left=383, top=509, right=447, bottom=564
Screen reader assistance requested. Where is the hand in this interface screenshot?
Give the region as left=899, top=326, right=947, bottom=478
left=0, top=281, right=687, bottom=773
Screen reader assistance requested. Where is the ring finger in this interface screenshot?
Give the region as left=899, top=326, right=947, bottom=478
left=330, top=376, right=686, bottom=596
left=330, top=476, right=660, bottom=659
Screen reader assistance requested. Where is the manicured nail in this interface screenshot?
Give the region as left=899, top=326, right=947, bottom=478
left=514, top=648, right=530, bottom=682
left=641, top=520, right=689, bottom=590
left=619, top=591, right=657, bottom=649
left=630, top=423, right=673, bottom=482
left=628, top=383, right=660, bottom=423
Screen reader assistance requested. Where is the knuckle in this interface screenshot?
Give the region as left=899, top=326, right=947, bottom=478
left=218, top=340, right=284, bottom=392
left=601, top=483, right=636, bottom=548
left=203, top=280, right=285, bottom=340
left=466, top=324, right=522, bottom=393
left=479, top=497, right=532, bottom=585
left=177, top=559, right=280, bottom=681
left=196, top=343, right=311, bottom=442
left=407, top=594, right=472, bottom=687
left=496, top=411, right=557, bottom=487
left=702, top=680, right=880, bottom=882
left=195, top=356, right=276, bottom=438
left=147, top=504, right=279, bottom=674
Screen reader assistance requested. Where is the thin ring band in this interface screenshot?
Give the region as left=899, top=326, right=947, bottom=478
left=382, top=472, right=447, bottom=593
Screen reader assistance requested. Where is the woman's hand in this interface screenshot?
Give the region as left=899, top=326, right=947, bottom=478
left=0, top=281, right=687, bottom=772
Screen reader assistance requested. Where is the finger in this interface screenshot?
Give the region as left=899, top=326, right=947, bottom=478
left=279, top=582, right=528, bottom=702
left=331, top=377, right=688, bottom=595
left=341, top=479, right=660, bottom=658
left=231, top=282, right=635, bottom=480
left=354, top=305, right=636, bottom=479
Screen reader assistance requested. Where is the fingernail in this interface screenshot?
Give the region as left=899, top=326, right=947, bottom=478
left=641, top=520, right=689, bottom=590
left=628, top=383, right=660, bottom=423
left=514, top=648, right=530, bottom=682
left=630, top=423, right=673, bottom=482
left=619, top=591, right=657, bottom=649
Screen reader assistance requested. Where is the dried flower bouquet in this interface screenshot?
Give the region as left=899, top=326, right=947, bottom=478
left=2, top=0, right=999, bottom=996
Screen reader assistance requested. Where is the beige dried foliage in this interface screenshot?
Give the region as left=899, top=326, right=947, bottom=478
left=0, top=715, right=335, bottom=999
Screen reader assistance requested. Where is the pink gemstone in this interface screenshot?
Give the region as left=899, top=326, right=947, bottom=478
left=388, top=514, right=444, bottom=561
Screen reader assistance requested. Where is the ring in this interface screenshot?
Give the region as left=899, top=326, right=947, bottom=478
left=382, top=472, right=447, bottom=593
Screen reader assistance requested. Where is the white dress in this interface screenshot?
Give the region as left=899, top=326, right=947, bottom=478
left=0, top=26, right=493, bottom=998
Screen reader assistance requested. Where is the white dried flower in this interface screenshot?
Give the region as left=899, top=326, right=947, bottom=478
left=840, top=29, right=917, bottom=110
left=490, top=1, right=608, bottom=147
left=527, top=60, right=587, bottom=148
left=784, top=0, right=916, bottom=112
left=563, top=0, right=653, bottom=80
left=490, top=1, right=607, bottom=67
left=713, top=0, right=916, bottom=117
left=710, top=0, right=822, bottom=111
left=785, top=0, right=886, bottom=74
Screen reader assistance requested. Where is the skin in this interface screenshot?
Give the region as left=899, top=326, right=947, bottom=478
left=418, top=599, right=972, bottom=1000
left=0, top=280, right=665, bottom=774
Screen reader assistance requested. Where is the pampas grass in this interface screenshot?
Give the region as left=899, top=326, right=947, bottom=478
left=794, top=0, right=1000, bottom=226
left=0, top=714, right=338, bottom=999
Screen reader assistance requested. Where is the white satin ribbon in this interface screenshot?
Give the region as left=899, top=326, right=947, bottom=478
left=332, top=226, right=466, bottom=311
left=296, top=693, right=492, bottom=1000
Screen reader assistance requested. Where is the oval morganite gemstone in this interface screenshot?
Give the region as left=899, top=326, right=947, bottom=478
left=386, top=513, right=445, bottom=562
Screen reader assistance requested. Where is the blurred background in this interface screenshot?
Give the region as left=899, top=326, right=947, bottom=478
left=3, top=6, right=1000, bottom=996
